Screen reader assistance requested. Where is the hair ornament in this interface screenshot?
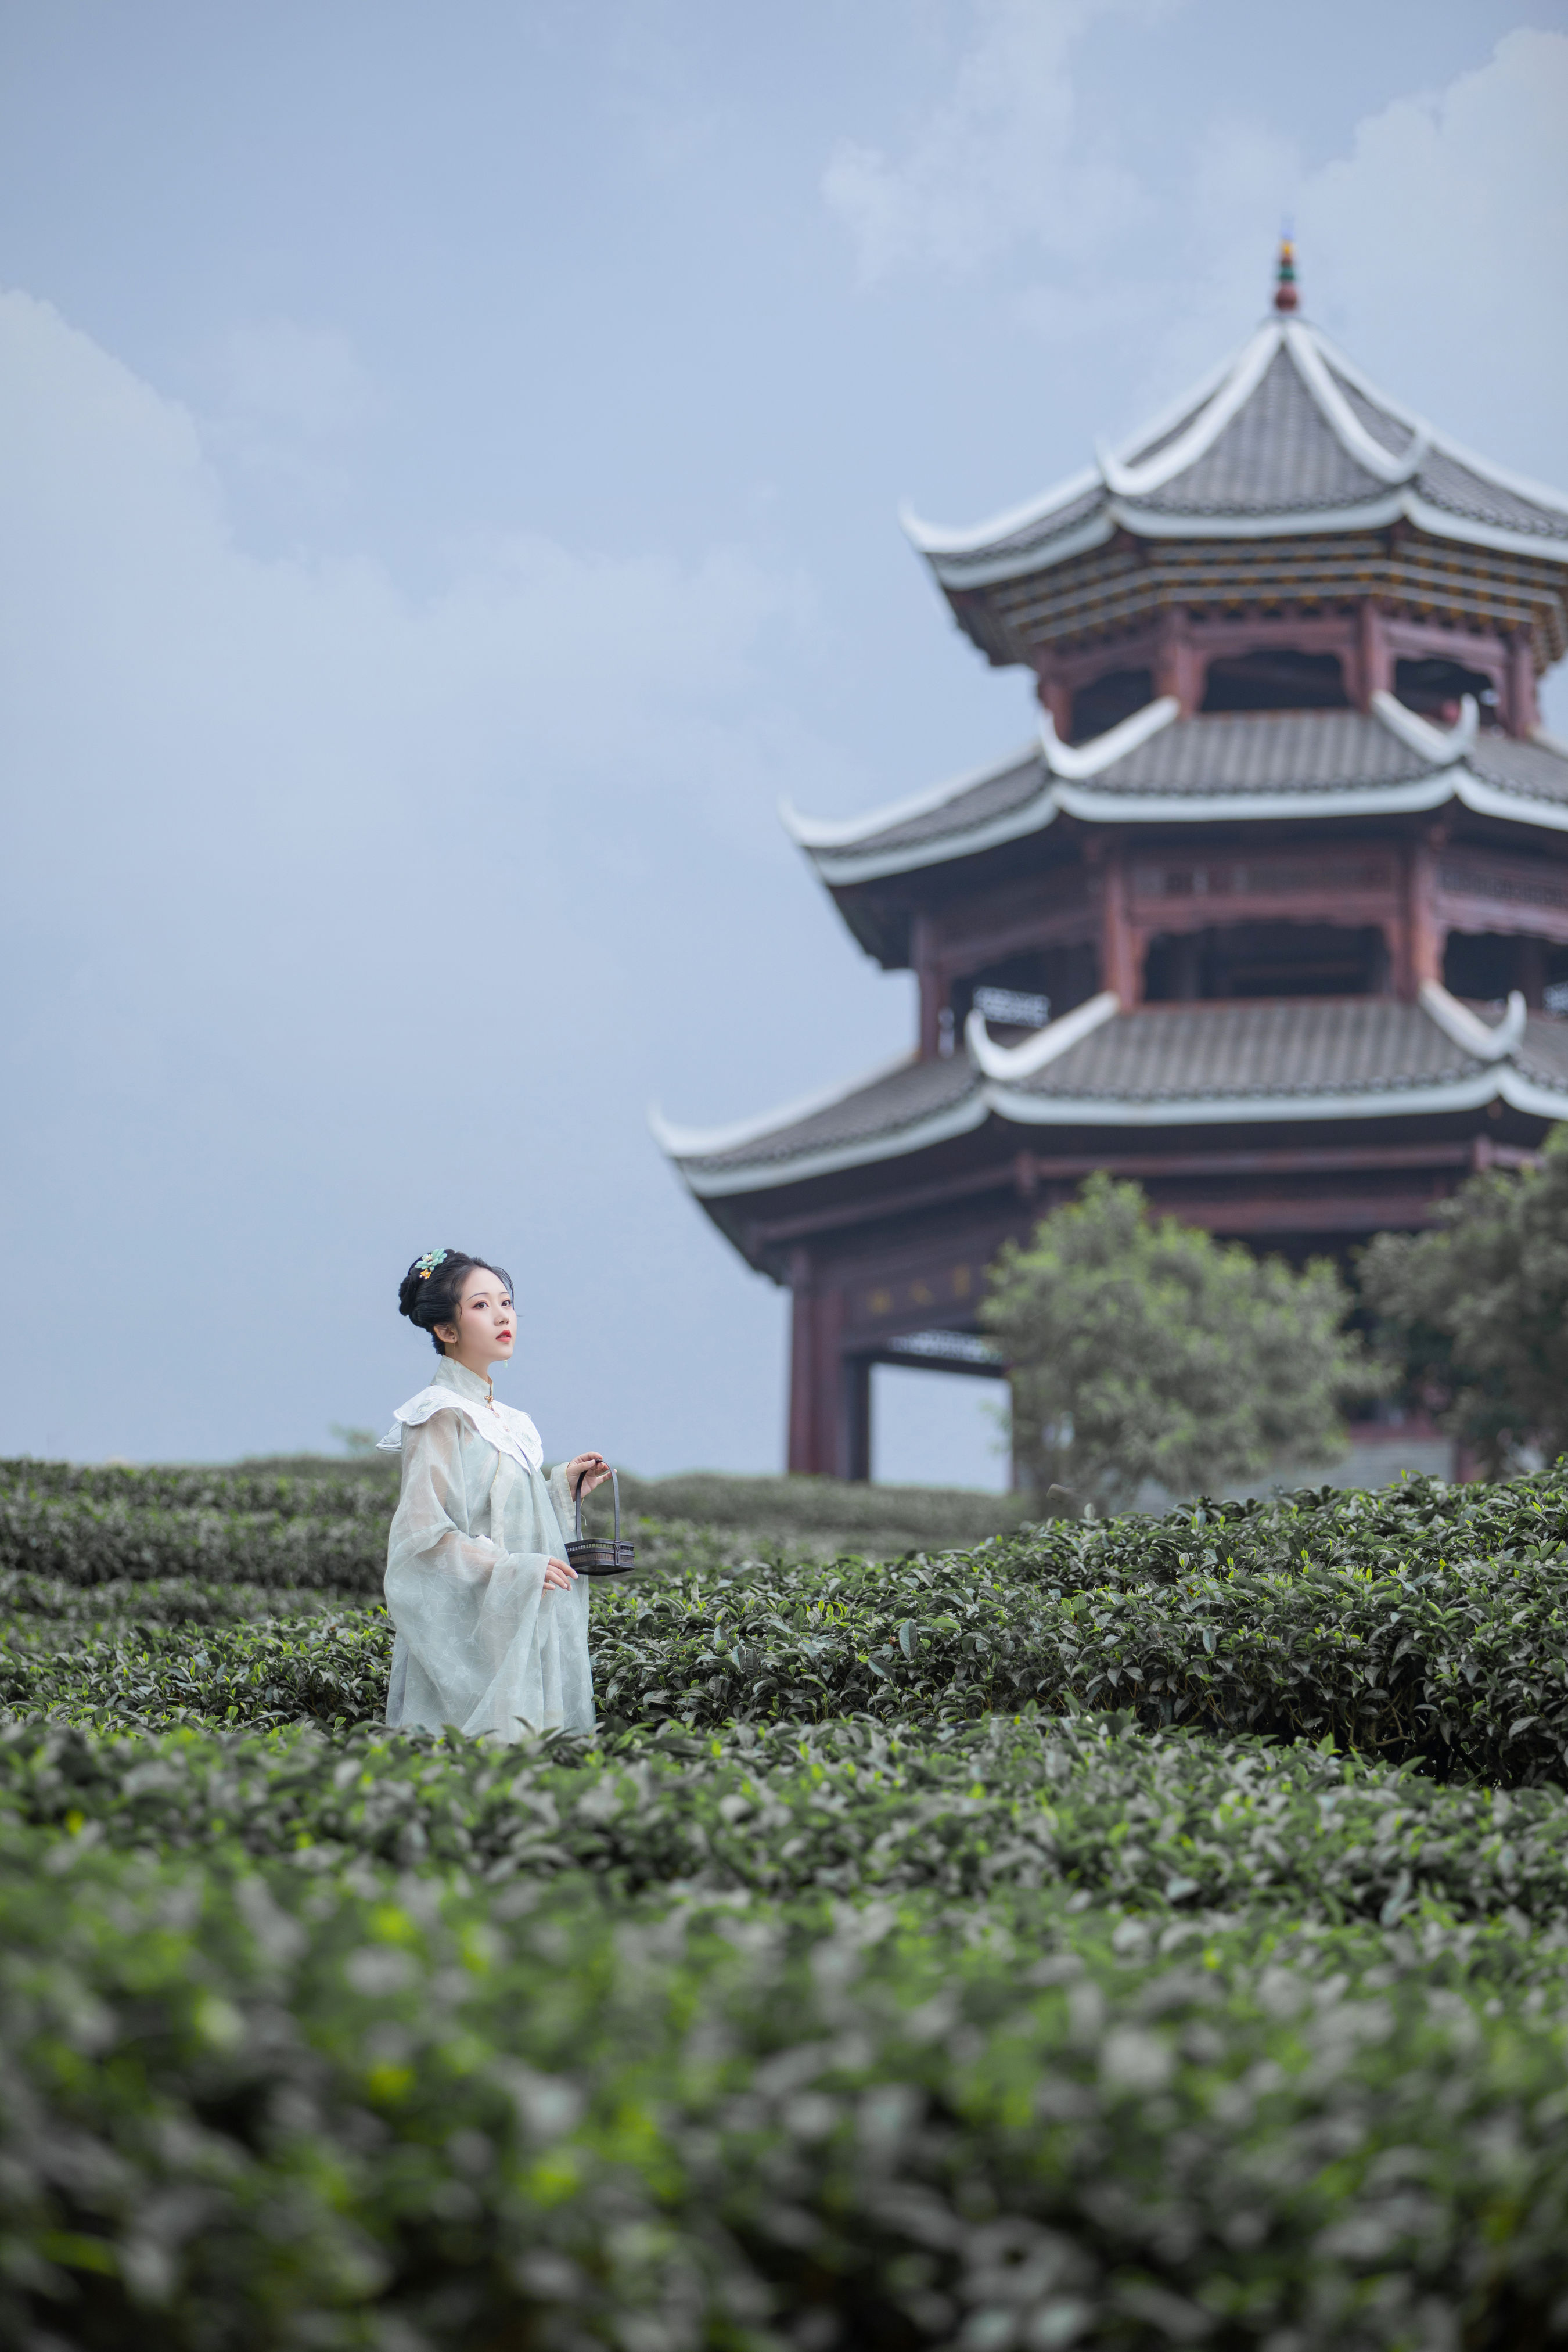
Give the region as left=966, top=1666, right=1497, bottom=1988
left=415, top=1249, right=448, bottom=1281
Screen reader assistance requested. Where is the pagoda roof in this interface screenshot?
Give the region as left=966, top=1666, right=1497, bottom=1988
left=783, top=701, right=1568, bottom=887
left=654, top=987, right=1568, bottom=1199
left=905, top=317, right=1568, bottom=587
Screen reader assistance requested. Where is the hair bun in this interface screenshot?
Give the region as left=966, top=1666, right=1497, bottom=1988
left=397, top=1250, right=515, bottom=1354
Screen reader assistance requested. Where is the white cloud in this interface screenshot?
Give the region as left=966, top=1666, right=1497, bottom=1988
left=0, top=287, right=876, bottom=1465
left=822, top=0, right=1155, bottom=280
left=222, top=318, right=373, bottom=437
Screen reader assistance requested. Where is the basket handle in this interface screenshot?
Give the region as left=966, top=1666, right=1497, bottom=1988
left=571, top=1465, right=620, bottom=1548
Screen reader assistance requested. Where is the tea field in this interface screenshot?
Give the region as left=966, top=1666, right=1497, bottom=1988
left=3, top=1452, right=1568, bottom=2349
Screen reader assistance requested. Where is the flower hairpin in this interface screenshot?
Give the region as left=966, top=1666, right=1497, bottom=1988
left=415, top=1249, right=448, bottom=1281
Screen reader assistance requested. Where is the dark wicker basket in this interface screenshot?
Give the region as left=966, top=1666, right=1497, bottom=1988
left=565, top=1466, right=636, bottom=1577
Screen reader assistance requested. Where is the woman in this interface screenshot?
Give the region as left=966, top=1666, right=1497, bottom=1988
left=377, top=1247, right=610, bottom=1740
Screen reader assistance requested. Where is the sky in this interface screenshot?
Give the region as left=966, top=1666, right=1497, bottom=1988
left=2, top=0, right=1566, bottom=1484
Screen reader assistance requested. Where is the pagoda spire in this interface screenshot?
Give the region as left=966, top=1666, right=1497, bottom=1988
left=1273, top=231, right=1299, bottom=313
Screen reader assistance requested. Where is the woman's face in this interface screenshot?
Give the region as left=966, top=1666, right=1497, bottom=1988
left=437, top=1267, right=516, bottom=1367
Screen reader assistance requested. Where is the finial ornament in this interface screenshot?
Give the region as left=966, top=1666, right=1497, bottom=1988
left=1274, top=231, right=1299, bottom=314
left=415, top=1249, right=448, bottom=1280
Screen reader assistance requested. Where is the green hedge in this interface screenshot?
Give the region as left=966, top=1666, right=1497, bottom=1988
left=0, top=1484, right=389, bottom=1591
left=0, top=1455, right=1025, bottom=1559
left=8, top=1711, right=1568, bottom=1951
left=0, top=1569, right=344, bottom=1628
left=8, top=1467, right=1568, bottom=1784
left=4, top=1830, right=1568, bottom=2350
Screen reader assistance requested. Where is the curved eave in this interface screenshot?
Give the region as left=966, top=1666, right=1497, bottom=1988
left=648, top=1049, right=916, bottom=1162
left=797, top=759, right=1568, bottom=890
left=987, top=1065, right=1568, bottom=1130
left=664, top=1084, right=990, bottom=1199
left=780, top=740, right=1039, bottom=852
left=1049, top=772, right=1456, bottom=827
left=807, top=792, right=1059, bottom=887
left=925, top=487, right=1568, bottom=594
left=660, top=1057, right=1568, bottom=1203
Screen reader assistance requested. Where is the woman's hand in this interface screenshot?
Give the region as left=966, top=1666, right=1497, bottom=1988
left=566, top=1451, right=612, bottom=1497
left=544, top=1556, right=577, bottom=1592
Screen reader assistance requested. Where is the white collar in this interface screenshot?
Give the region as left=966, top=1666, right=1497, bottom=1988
left=377, top=1357, right=543, bottom=1472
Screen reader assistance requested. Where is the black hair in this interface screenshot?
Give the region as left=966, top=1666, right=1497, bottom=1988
left=397, top=1250, right=516, bottom=1354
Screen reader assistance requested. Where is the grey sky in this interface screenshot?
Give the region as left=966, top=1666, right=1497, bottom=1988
left=2, top=1, right=1566, bottom=1483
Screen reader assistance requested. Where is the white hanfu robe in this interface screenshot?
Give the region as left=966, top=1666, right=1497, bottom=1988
left=377, top=1356, right=594, bottom=1740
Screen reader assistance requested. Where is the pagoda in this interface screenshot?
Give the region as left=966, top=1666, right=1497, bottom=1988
left=656, top=246, right=1568, bottom=1479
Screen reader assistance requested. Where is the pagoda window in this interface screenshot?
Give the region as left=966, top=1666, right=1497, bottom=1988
left=1395, top=656, right=1501, bottom=729
left=1444, top=930, right=1561, bottom=1010
left=1200, top=648, right=1350, bottom=714
left=1143, top=922, right=1387, bottom=1002
left=1070, top=667, right=1153, bottom=743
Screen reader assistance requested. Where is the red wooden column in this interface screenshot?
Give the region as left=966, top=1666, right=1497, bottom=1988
left=786, top=1251, right=855, bottom=1475
left=1357, top=600, right=1392, bottom=708
left=1154, top=607, right=1201, bottom=713
left=912, top=913, right=947, bottom=1060
left=1508, top=632, right=1540, bottom=737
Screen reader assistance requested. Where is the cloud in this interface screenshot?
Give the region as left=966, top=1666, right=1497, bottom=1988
left=221, top=318, right=374, bottom=437
left=0, top=287, right=870, bottom=1464
left=821, top=0, right=1155, bottom=280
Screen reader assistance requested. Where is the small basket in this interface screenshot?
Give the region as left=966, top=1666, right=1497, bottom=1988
left=565, top=1467, right=636, bottom=1577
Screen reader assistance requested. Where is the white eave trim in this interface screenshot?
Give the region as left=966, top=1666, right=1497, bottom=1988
left=648, top=1049, right=916, bottom=1161
left=1315, top=325, right=1568, bottom=520
left=1040, top=695, right=1179, bottom=778
left=781, top=742, right=1040, bottom=852
left=1284, top=322, right=1426, bottom=485
left=925, top=504, right=1116, bottom=589
left=1418, top=980, right=1527, bottom=1063
left=899, top=466, right=1103, bottom=558
left=1372, top=690, right=1477, bottom=767
left=1106, top=490, right=1409, bottom=542
left=1049, top=771, right=1457, bottom=825
left=1453, top=764, right=1568, bottom=833
left=664, top=1084, right=991, bottom=1198
left=966, top=990, right=1120, bottom=1080
left=1098, top=323, right=1282, bottom=497
left=909, top=314, right=1568, bottom=588
left=985, top=1067, right=1529, bottom=1131
left=1399, top=491, right=1568, bottom=566
left=806, top=790, right=1059, bottom=885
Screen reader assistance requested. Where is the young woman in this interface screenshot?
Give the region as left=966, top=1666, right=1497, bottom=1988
left=377, top=1248, right=610, bottom=1740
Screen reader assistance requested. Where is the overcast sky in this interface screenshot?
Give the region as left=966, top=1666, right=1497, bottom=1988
left=2, top=1, right=1566, bottom=1483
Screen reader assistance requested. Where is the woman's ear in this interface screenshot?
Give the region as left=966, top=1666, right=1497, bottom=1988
left=433, top=1321, right=459, bottom=1347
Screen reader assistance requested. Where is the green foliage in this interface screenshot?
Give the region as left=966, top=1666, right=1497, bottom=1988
left=7, top=1466, right=1568, bottom=1788
left=3, top=1831, right=1568, bottom=2349
left=1362, top=1122, right=1568, bottom=1477
left=984, top=1172, right=1382, bottom=1506
left=7, top=1436, right=1568, bottom=2339
left=9, top=1711, right=1568, bottom=1947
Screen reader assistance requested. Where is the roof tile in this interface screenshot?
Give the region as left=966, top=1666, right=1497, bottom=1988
left=1014, top=998, right=1477, bottom=1104
left=1088, top=710, right=1427, bottom=797
left=1137, top=348, right=1383, bottom=517
left=1465, top=735, right=1568, bottom=810
left=679, top=1052, right=979, bottom=1176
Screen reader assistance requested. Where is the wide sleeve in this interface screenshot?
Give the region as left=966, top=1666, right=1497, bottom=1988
left=547, top=1462, right=578, bottom=1542
left=388, top=1410, right=501, bottom=1589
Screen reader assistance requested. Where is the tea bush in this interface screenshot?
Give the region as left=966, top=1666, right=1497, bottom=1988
left=8, top=1463, right=1568, bottom=1785
left=4, top=1828, right=1568, bottom=2351
left=5, top=1454, right=1568, bottom=2343
left=7, top=1711, right=1568, bottom=1947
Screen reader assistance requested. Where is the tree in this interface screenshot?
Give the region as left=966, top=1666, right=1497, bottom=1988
left=982, top=1173, right=1380, bottom=1511
left=1360, top=1124, right=1568, bottom=1479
